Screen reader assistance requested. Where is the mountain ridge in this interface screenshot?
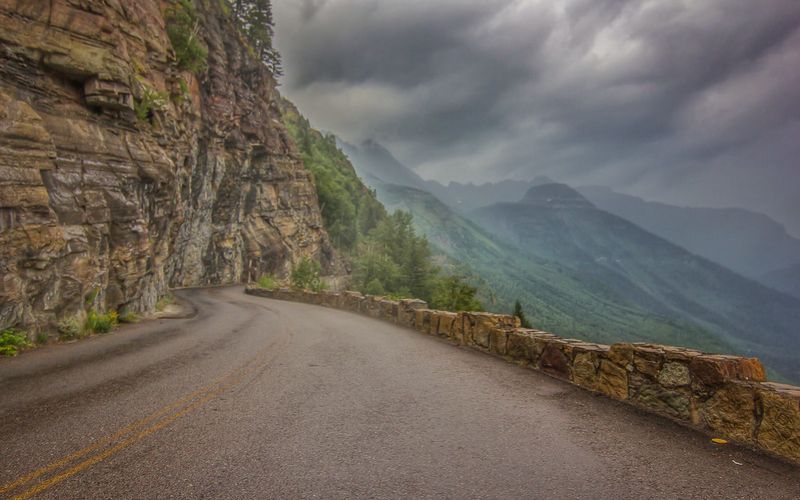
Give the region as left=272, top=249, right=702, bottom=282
left=471, top=183, right=800, bottom=382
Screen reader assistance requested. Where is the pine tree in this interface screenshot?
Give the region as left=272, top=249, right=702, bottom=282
left=232, top=0, right=283, bottom=77
left=513, top=300, right=532, bottom=328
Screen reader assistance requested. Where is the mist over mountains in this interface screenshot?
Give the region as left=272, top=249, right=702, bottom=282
left=276, top=0, right=800, bottom=237
left=577, top=186, right=800, bottom=295
left=341, top=139, right=800, bottom=382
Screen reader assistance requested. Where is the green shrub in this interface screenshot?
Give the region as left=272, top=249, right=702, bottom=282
left=58, top=317, right=84, bottom=340
left=364, top=278, right=385, bottom=296
left=165, top=0, right=208, bottom=73
left=257, top=274, right=278, bottom=290
left=430, top=275, right=483, bottom=312
left=85, top=310, right=118, bottom=334
left=290, top=257, right=323, bottom=291
left=0, top=328, right=32, bottom=356
left=309, top=277, right=328, bottom=293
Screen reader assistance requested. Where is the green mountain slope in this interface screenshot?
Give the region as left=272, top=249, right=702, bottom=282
left=376, top=183, right=730, bottom=354
left=280, top=100, right=386, bottom=253
left=471, top=184, right=800, bottom=382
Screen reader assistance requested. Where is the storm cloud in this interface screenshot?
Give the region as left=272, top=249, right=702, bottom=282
left=274, top=0, right=800, bottom=235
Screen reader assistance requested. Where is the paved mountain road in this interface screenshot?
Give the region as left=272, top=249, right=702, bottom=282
left=1, top=286, right=798, bottom=499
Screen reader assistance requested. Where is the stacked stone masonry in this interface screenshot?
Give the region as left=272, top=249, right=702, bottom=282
left=245, top=286, right=800, bottom=466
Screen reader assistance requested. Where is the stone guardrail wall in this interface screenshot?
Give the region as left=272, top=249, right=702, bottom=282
left=245, top=286, right=800, bottom=465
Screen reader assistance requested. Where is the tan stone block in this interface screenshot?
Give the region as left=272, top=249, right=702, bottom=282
left=451, top=313, right=466, bottom=344
left=701, top=383, right=756, bottom=443
left=398, top=298, right=427, bottom=327
left=597, top=360, right=628, bottom=400
left=632, top=345, right=664, bottom=378
left=658, top=362, right=691, bottom=388
left=608, top=343, right=634, bottom=370
left=489, top=327, right=509, bottom=355
left=378, top=299, right=399, bottom=322
left=572, top=351, right=600, bottom=390
left=506, top=329, right=536, bottom=363
left=631, top=379, right=692, bottom=421
left=463, top=312, right=520, bottom=349
left=414, top=309, right=432, bottom=334
left=435, top=311, right=457, bottom=338
left=756, top=386, right=800, bottom=462
left=691, top=355, right=766, bottom=386
left=661, top=345, right=703, bottom=362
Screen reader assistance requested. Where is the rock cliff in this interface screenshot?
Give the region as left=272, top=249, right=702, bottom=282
left=0, top=0, right=333, bottom=331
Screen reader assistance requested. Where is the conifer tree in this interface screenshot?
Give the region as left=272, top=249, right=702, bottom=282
left=513, top=300, right=532, bottom=328
left=232, top=0, right=283, bottom=77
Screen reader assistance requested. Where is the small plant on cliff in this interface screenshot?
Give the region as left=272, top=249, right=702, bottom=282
left=156, top=294, right=175, bottom=312
left=85, top=310, right=118, bottom=334
left=118, top=309, right=140, bottom=324
left=85, top=288, right=99, bottom=307
left=165, top=0, right=208, bottom=73
left=513, top=300, right=532, bottom=328
left=134, top=84, right=169, bottom=122
left=58, top=317, right=84, bottom=340
left=172, top=77, right=191, bottom=105
left=290, top=257, right=325, bottom=292
left=0, top=328, right=32, bottom=356
left=257, top=274, right=278, bottom=290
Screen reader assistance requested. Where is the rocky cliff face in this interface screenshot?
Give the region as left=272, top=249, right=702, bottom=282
left=0, top=0, right=333, bottom=331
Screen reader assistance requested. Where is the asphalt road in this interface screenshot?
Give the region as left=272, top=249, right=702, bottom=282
left=1, top=286, right=798, bottom=499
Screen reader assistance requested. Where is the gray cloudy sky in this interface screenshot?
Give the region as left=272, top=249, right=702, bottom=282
left=274, top=0, right=800, bottom=235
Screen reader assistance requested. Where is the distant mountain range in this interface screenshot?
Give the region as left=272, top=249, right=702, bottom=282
left=375, top=183, right=728, bottom=354
left=577, top=186, right=800, bottom=296
left=760, top=262, right=800, bottom=300
left=471, top=183, right=800, bottom=381
left=340, top=139, right=800, bottom=382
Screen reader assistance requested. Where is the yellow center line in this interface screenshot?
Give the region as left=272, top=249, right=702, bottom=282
left=1, top=342, right=273, bottom=498
left=12, top=385, right=229, bottom=500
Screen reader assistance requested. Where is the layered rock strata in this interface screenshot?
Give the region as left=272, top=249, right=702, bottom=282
left=0, top=0, right=332, bottom=330
left=246, top=286, right=800, bottom=466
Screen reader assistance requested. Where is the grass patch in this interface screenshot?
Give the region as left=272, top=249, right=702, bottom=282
left=156, top=294, right=175, bottom=312
left=35, top=331, right=49, bottom=345
left=0, top=328, right=32, bottom=356
left=118, top=309, right=140, bottom=324
left=257, top=274, right=278, bottom=290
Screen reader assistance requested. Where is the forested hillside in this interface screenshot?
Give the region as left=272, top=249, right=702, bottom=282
left=375, top=184, right=729, bottom=353
left=279, top=102, right=481, bottom=310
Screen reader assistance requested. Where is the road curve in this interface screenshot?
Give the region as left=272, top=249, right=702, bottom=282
left=1, top=286, right=798, bottom=499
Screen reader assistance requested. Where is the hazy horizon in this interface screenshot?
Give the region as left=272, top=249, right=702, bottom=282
left=275, top=0, right=800, bottom=236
